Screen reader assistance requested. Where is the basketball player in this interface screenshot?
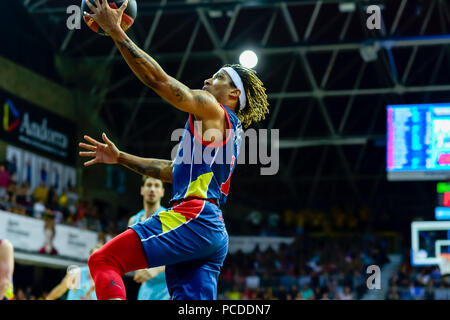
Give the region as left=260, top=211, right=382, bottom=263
left=0, top=239, right=14, bottom=300
left=81, top=0, right=269, bottom=300
left=46, top=245, right=102, bottom=300
left=128, top=176, right=170, bottom=300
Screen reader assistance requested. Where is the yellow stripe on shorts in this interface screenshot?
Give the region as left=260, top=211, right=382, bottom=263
left=159, top=210, right=188, bottom=233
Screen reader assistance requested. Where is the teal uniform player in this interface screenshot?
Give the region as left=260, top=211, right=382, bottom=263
left=66, top=266, right=97, bottom=300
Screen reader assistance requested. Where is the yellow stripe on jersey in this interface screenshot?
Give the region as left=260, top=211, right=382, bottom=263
left=5, top=281, right=13, bottom=300
left=159, top=210, right=188, bottom=233
left=185, top=172, right=213, bottom=199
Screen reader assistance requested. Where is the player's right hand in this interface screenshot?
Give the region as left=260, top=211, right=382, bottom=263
left=133, top=269, right=152, bottom=283
left=79, top=133, right=120, bottom=166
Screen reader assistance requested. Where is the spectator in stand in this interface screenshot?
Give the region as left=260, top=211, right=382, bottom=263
left=313, top=286, right=322, bottom=300
left=276, top=285, right=287, bottom=300
left=233, top=269, right=246, bottom=290
left=6, top=156, right=17, bottom=180
left=33, top=181, right=48, bottom=204
left=300, top=283, right=314, bottom=300
left=58, top=188, right=68, bottom=212
left=6, top=178, right=17, bottom=202
left=320, top=291, right=330, bottom=300
left=40, top=164, right=47, bottom=185
left=409, top=281, right=425, bottom=300
left=288, top=284, right=299, bottom=300
left=297, top=268, right=311, bottom=288
left=221, top=267, right=233, bottom=291
left=245, top=269, right=260, bottom=290
left=434, top=281, right=450, bottom=300
left=75, top=200, right=88, bottom=229
left=227, top=285, right=241, bottom=300
left=263, top=287, right=275, bottom=300
left=386, top=285, right=400, bottom=300
left=86, top=205, right=102, bottom=232
left=352, top=270, right=366, bottom=299
left=25, top=286, right=33, bottom=300
left=280, top=270, right=296, bottom=289
left=240, top=287, right=253, bottom=300
left=33, top=200, right=46, bottom=219
left=39, top=291, right=49, bottom=300
left=16, top=181, right=33, bottom=209
left=0, top=164, right=10, bottom=200
left=424, top=279, right=435, bottom=300
left=46, top=186, right=58, bottom=209
left=39, top=216, right=58, bottom=255
left=15, top=288, right=26, bottom=300
left=294, top=210, right=305, bottom=235
left=337, top=285, right=354, bottom=300
left=66, top=185, right=79, bottom=218
left=417, top=269, right=431, bottom=286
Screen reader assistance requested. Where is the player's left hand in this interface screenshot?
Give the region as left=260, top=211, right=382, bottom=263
left=84, top=0, right=128, bottom=36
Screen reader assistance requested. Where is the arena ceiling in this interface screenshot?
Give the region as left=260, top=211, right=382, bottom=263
left=9, top=0, right=450, bottom=215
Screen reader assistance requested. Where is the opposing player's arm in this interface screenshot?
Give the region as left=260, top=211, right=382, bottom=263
left=110, top=29, right=223, bottom=120
left=133, top=266, right=165, bottom=284
left=0, top=240, right=14, bottom=299
left=46, top=274, right=70, bottom=300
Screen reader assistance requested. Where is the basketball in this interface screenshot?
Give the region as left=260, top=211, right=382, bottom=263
left=81, top=0, right=138, bottom=36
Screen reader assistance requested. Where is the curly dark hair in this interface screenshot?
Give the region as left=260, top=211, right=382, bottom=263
left=223, top=64, right=269, bottom=128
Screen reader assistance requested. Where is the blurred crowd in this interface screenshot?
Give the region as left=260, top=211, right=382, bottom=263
left=10, top=286, right=49, bottom=301
left=226, top=204, right=399, bottom=237
left=217, top=231, right=390, bottom=300
left=0, top=160, right=121, bottom=239
left=386, top=253, right=450, bottom=300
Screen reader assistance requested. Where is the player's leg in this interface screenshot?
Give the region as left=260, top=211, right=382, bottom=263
left=0, top=239, right=14, bottom=300
left=162, top=200, right=229, bottom=300
left=129, top=199, right=229, bottom=300
left=165, top=242, right=228, bottom=300
left=88, top=229, right=148, bottom=300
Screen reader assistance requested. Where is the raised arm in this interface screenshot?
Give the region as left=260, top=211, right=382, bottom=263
left=84, top=0, right=223, bottom=121
left=79, top=133, right=173, bottom=183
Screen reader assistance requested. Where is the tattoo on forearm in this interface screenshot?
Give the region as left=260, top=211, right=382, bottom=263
left=117, top=39, right=141, bottom=59
left=117, top=38, right=162, bottom=87
left=119, top=158, right=173, bottom=182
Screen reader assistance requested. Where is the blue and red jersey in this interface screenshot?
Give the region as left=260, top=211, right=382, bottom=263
left=170, top=104, right=242, bottom=208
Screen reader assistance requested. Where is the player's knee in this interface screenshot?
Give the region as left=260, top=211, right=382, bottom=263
left=88, top=246, right=122, bottom=275
left=88, top=249, right=102, bottom=274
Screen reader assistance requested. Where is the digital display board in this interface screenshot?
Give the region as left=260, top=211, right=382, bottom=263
left=387, top=104, right=450, bottom=181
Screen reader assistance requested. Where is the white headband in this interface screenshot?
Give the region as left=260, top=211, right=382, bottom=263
left=220, top=67, right=247, bottom=111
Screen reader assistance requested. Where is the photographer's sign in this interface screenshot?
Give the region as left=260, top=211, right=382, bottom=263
left=0, top=90, right=77, bottom=164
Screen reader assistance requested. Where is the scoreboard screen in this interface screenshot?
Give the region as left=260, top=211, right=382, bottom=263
left=387, top=104, right=450, bottom=181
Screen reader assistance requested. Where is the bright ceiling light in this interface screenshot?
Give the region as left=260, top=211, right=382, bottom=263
left=239, top=50, right=258, bottom=68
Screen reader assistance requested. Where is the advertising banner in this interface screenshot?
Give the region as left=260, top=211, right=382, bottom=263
left=0, top=90, right=77, bottom=164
